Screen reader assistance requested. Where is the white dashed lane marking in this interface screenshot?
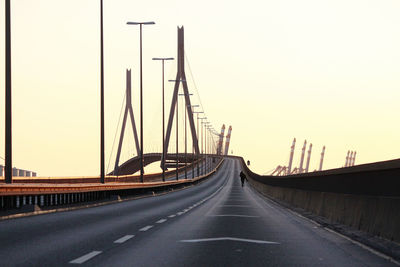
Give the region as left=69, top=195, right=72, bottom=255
left=67, top=170, right=227, bottom=265
left=114, top=235, right=134, bottom=244
left=69, top=251, right=102, bottom=264
left=139, top=225, right=153, bottom=231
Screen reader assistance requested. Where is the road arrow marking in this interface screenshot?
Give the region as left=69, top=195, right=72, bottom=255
left=180, top=237, right=279, bottom=244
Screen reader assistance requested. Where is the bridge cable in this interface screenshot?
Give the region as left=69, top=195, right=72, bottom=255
left=185, top=52, right=205, bottom=114
left=185, top=52, right=217, bottom=130
left=106, top=92, right=126, bottom=173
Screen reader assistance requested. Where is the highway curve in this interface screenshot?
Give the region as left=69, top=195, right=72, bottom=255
left=0, top=158, right=395, bottom=266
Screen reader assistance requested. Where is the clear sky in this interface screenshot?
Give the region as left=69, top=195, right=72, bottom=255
left=1, top=0, right=400, bottom=176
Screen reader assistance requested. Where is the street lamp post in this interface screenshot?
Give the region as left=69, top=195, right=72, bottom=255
left=5, top=0, right=12, bottom=184
left=168, top=79, right=185, bottom=180
left=152, top=57, right=174, bottom=182
left=127, top=21, right=155, bottom=183
left=208, top=128, right=211, bottom=170
left=204, top=123, right=207, bottom=174
left=99, top=0, right=105, bottom=184
left=188, top=105, right=199, bottom=179
left=199, top=117, right=207, bottom=175
left=179, top=94, right=193, bottom=179
left=207, top=126, right=215, bottom=171
left=203, top=121, right=210, bottom=174
left=207, top=127, right=211, bottom=172
left=193, top=112, right=203, bottom=176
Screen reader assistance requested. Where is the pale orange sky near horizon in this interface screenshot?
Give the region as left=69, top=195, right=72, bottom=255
left=1, top=0, right=400, bottom=176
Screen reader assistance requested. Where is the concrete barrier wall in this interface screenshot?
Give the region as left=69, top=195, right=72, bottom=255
left=237, top=157, right=400, bottom=243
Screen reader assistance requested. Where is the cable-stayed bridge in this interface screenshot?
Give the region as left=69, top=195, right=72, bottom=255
left=1, top=8, right=400, bottom=267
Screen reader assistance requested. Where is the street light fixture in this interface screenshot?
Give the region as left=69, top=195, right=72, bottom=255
left=152, top=57, right=174, bottom=182
left=127, top=21, right=155, bottom=183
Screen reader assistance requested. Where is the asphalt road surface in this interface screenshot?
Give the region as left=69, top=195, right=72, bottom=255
left=0, top=158, right=395, bottom=266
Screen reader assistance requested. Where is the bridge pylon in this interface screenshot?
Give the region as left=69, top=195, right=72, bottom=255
left=217, top=124, right=225, bottom=155
left=113, top=69, right=141, bottom=175
left=224, top=126, right=232, bottom=155
left=162, top=26, right=200, bottom=168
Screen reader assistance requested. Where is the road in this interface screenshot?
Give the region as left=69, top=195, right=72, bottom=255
left=0, top=158, right=395, bottom=266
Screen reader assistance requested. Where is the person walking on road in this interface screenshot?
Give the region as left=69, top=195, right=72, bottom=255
left=240, top=171, right=247, bottom=187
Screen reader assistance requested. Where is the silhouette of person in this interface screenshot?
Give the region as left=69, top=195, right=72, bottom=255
left=240, top=171, right=247, bottom=187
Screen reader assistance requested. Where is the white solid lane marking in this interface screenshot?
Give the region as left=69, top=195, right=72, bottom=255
left=207, top=214, right=259, bottom=218
left=139, top=225, right=153, bottom=231
left=69, top=251, right=102, bottom=264
left=177, top=212, right=184, bottom=216
left=156, top=219, right=167, bottom=224
left=168, top=214, right=176, bottom=218
left=114, top=235, right=134, bottom=244
left=180, top=237, right=279, bottom=244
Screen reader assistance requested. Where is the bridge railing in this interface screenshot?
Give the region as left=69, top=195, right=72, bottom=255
left=0, top=157, right=224, bottom=216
